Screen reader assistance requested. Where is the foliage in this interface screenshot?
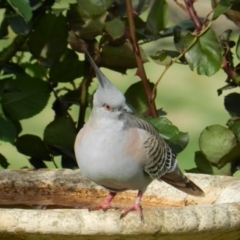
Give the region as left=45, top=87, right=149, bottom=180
left=0, top=0, right=239, bottom=177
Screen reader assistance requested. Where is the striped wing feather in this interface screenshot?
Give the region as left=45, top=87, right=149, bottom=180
left=125, top=113, right=205, bottom=197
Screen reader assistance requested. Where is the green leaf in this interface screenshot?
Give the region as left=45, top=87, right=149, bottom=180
left=185, top=28, right=222, bottom=76
left=0, top=79, right=9, bottom=120
left=29, top=157, right=47, bottom=169
left=28, top=13, right=68, bottom=65
left=147, top=117, right=189, bottom=154
left=145, top=0, right=168, bottom=34
left=228, top=119, right=240, bottom=141
left=194, top=151, right=232, bottom=175
left=218, top=0, right=240, bottom=26
left=2, top=75, right=51, bottom=120
left=77, top=0, right=114, bottom=16
left=0, top=117, right=16, bottom=144
left=15, top=134, right=52, bottom=160
left=218, top=142, right=240, bottom=169
left=167, top=131, right=189, bottom=154
left=148, top=117, right=179, bottom=139
left=21, top=62, right=47, bottom=78
left=194, top=151, right=213, bottom=174
left=150, top=50, right=172, bottom=66
left=125, top=81, right=153, bottom=115
left=8, top=14, right=31, bottom=35
left=62, top=89, right=81, bottom=105
left=44, top=116, right=76, bottom=149
left=105, top=18, right=125, bottom=40
left=224, top=93, right=240, bottom=117
left=7, top=0, right=32, bottom=22
left=61, top=155, right=78, bottom=169
left=67, top=4, right=107, bottom=39
left=49, top=49, right=84, bottom=83
left=212, top=0, right=232, bottom=20
left=199, top=125, right=236, bottom=164
left=0, top=17, right=9, bottom=38
left=102, top=42, right=141, bottom=69
left=0, top=153, right=10, bottom=169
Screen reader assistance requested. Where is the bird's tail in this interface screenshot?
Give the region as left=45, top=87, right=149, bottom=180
left=161, top=167, right=205, bottom=197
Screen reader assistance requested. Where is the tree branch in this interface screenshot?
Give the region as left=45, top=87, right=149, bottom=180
left=125, top=0, right=158, bottom=118
left=183, top=0, right=203, bottom=32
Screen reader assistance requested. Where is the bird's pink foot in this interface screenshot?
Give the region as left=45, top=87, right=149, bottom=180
left=120, top=190, right=144, bottom=221
left=120, top=203, right=143, bottom=221
left=89, top=192, right=117, bottom=212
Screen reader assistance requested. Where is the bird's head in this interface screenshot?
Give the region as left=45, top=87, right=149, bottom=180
left=85, top=51, right=132, bottom=119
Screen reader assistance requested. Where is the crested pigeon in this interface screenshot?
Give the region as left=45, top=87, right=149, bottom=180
left=74, top=50, right=204, bottom=220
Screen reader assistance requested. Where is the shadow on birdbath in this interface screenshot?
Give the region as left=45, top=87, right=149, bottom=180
left=0, top=169, right=240, bottom=240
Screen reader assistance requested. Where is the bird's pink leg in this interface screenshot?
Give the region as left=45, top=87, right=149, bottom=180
left=120, top=190, right=144, bottom=221
left=89, top=192, right=117, bottom=211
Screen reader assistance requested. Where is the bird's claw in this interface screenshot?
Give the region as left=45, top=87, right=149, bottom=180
left=119, top=204, right=143, bottom=221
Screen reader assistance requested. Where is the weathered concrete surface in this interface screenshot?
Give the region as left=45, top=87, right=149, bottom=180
left=0, top=169, right=240, bottom=240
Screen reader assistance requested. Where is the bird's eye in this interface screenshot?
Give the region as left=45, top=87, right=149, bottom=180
left=103, top=103, right=113, bottom=111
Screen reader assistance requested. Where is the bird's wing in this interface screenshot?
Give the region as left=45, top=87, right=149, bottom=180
left=125, top=113, right=205, bottom=197
left=125, top=113, right=177, bottom=178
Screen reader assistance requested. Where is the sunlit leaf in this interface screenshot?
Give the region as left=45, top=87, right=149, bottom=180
left=148, top=117, right=189, bottom=154
left=199, top=125, right=236, bottom=164
left=77, top=0, right=114, bottom=16
left=148, top=117, right=178, bottom=139
left=211, top=0, right=232, bottom=20
left=105, top=18, right=125, bottom=40
left=166, top=131, right=189, bottom=154
left=7, top=0, right=32, bottom=22
left=185, top=29, right=222, bottom=76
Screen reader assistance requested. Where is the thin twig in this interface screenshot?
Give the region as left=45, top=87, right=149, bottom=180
left=151, top=22, right=212, bottom=99
left=125, top=0, right=158, bottom=118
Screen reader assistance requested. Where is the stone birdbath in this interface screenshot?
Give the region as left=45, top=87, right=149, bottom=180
left=0, top=169, right=240, bottom=240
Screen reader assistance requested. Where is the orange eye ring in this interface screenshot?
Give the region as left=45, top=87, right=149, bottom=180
left=103, top=103, right=113, bottom=111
